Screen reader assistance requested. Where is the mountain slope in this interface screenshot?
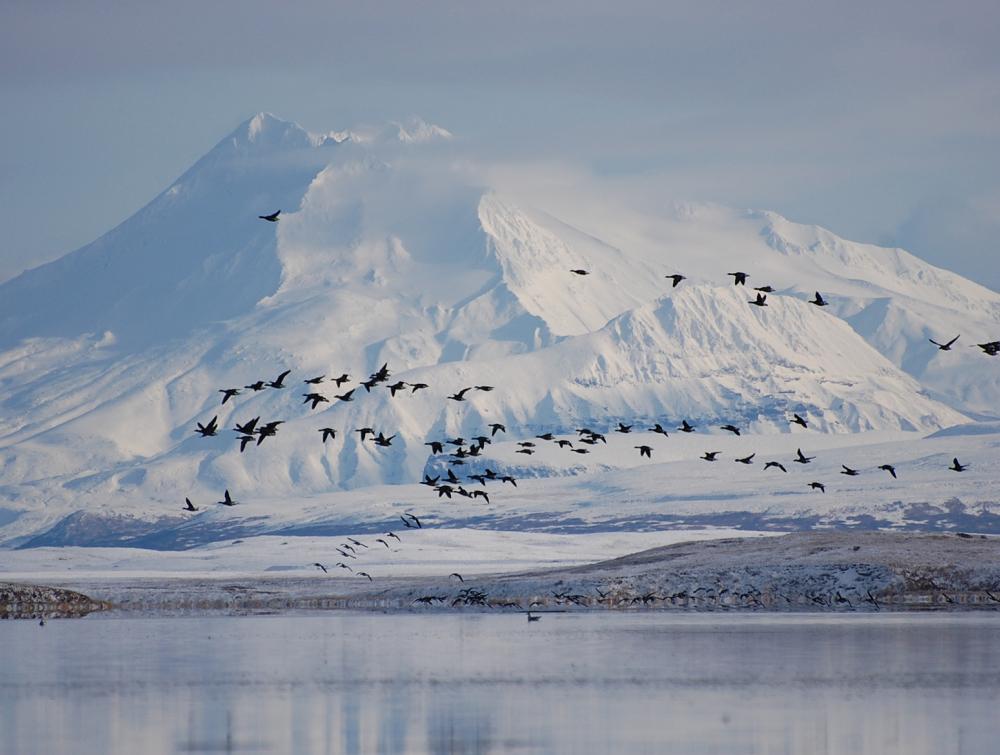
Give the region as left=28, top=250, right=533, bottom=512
left=0, top=113, right=997, bottom=545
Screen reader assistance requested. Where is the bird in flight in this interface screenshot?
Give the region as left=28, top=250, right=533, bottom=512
left=217, top=489, right=238, bottom=506
left=195, top=416, right=219, bottom=437
left=319, top=428, right=337, bottom=443
left=950, top=457, right=968, bottom=472
left=809, top=291, right=828, bottom=307
left=929, top=335, right=960, bottom=351
left=878, top=464, right=897, bottom=479
left=635, top=445, right=653, bottom=458
left=313, top=563, right=328, bottom=573
left=219, top=388, right=241, bottom=405
left=665, top=274, right=686, bottom=288
left=357, top=572, right=373, bottom=582
left=808, top=482, right=826, bottom=493
left=794, top=448, right=815, bottom=464
left=754, top=285, right=774, bottom=293
left=976, top=341, right=1000, bottom=356
left=332, top=373, right=350, bottom=387
left=258, top=210, right=280, bottom=222
left=617, top=423, right=632, bottom=433
left=450, top=573, right=465, bottom=582
left=649, top=423, right=669, bottom=436
left=409, top=382, right=429, bottom=393
left=728, top=272, right=748, bottom=286
left=764, top=461, right=788, bottom=473
left=749, top=292, right=768, bottom=307
left=701, top=451, right=720, bottom=461
left=720, top=424, right=741, bottom=436
left=735, top=454, right=755, bottom=465
left=232, top=417, right=259, bottom=435
left=570, top=269, right=590, bottom=276
left=183, top=498, right=198, bottom=512
left=302, top=393, right=329, bottom=410
left=244, top=380, right=266, bottom=391
left=404, top=513, right=422, bottom=528
left=840, top=465, right=860, bottom=476
left=678, top=420, right=696, bottom=433
left=448, top=388, right=471, bottom=401
left=790, top=414, right=808, bottom=428
left=489, top=423, right=506, bottom=436
left=268, top=369, right=291, bottom=389
left=237, top=435, right=255, bottom=452
left=334, top=389, right=355, bottom=402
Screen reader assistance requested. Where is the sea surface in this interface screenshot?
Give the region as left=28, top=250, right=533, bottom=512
left=2, top=612, right=998, bottom=754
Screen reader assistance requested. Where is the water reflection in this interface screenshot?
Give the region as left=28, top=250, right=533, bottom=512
left=2, top=613, right=999, bottom=754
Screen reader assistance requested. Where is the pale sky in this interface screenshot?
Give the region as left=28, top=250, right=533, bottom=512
left=2, top=0, right=999, bottom=289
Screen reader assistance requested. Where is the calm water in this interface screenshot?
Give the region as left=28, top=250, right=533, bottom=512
left=2, top=612, right=999, bottom=754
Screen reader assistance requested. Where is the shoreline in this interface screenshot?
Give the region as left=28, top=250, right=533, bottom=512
left=4, top=531, right=1000, bottom=619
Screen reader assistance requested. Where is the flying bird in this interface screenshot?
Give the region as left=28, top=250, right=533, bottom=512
left=448, top=388, right=472, bottom=401
left=388, top=381, right=408, bottom=397
left=754, top=285, right=775, bottom=293
left=195, top=416, right=219, bottom=437
left=635, top=445, right=653, bottom=458
left=809, top=292, right=828, bottom=307
left=258, top=210, right=280, bottom=222
left=356, top=427, right=375, bottom=442
left=232, top=417, right=259, bottom=435
left=409, top=383, right=429, bottom=393
left=475, top=385, right=494, bottom=392
left=570, top=269, right=590, bottom=276
left=313, top=563, right=328, bottom=573
left=489, top=423, right=506, bottom=436
left=450, top=573, right=465, bottom=582
left=376, top=538, right=390, bottom=549
left=244, top=381, right=266, bottom=391
left=219, top=388, right=241, bottom=405
left=335, top=389, right=356, bottom=402
left=617, top=423, right=632, bottom=433
left=425, top=441, right=444, bottom=454
left=678, top=420, right=696, bottom=433
left=794, top=448, right=815, bottom=464
left=735, top=454, right=755, bottom=465
left=665, top=274, right=686, bottom=287
left=319, top=428, right=337, bottom=443
left=217, top=489, right=238, bottom=506
left=237, top=435, right=255, bottom=452
left=749, top=292, right=768, bottom=307
left=808, top=482, right=826, bottom=493
left=649, top=423, right=669, bottom=436
left=929, top=335, right=960, bottom=351
left=764, top=461, right=788, bottom=473
left=950, top=457, right=968, bottom=472
left=879, top=464, right=897, bottom=478
left=332, top=373, right=350, bottom=387
left=268, top=369, right=291, bottom=388
left=387, top=532, right=401, bottom=542
left=302, top=393, right=329, bottom=409
left=304, top=375, right=325, bottom=384
left=976, top=341, right=1000, bottom=356
left=701, top=451, right=720, bottom=461
left=405, top=513, right=422, bottom=528
left=790, top=414, right=808, bottom=428
left=357, top=572, right=373, bottom=582
left=720, top=424, right=741, bottom=436
left=183, top=498, right=198, bottom=512
left=728, top=272, right=748, bottom=286
left=841, top=465, right=860, bottom=476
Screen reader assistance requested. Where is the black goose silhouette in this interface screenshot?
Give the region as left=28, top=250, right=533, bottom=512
left=809, top=291, right=828, bottom=307
left=727, top=272, right=748, bottom=285
left=665, top=274, right=686, bottom=287
left=929, top=335, right=960, bottom=351
left=258, top=210, right=280, bottom=222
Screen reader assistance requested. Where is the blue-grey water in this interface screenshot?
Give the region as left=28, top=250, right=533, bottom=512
left=2, top=612, right=999, bottom=754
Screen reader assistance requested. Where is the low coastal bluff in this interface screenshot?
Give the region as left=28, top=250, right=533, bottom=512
left=0, top=583, right=110, bottom=619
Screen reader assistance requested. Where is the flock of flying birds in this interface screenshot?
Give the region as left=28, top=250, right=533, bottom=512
left=180, top=210, right=996, bottom=587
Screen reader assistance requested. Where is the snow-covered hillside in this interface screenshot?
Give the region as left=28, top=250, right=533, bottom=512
left=1, top=112, right=998, bottom=546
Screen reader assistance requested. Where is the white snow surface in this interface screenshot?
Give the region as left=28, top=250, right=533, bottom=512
left=1, top=113, right=999, bottom=554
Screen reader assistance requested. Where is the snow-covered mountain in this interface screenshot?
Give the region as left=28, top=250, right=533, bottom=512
left=1, top=112, right=998, bottom=545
